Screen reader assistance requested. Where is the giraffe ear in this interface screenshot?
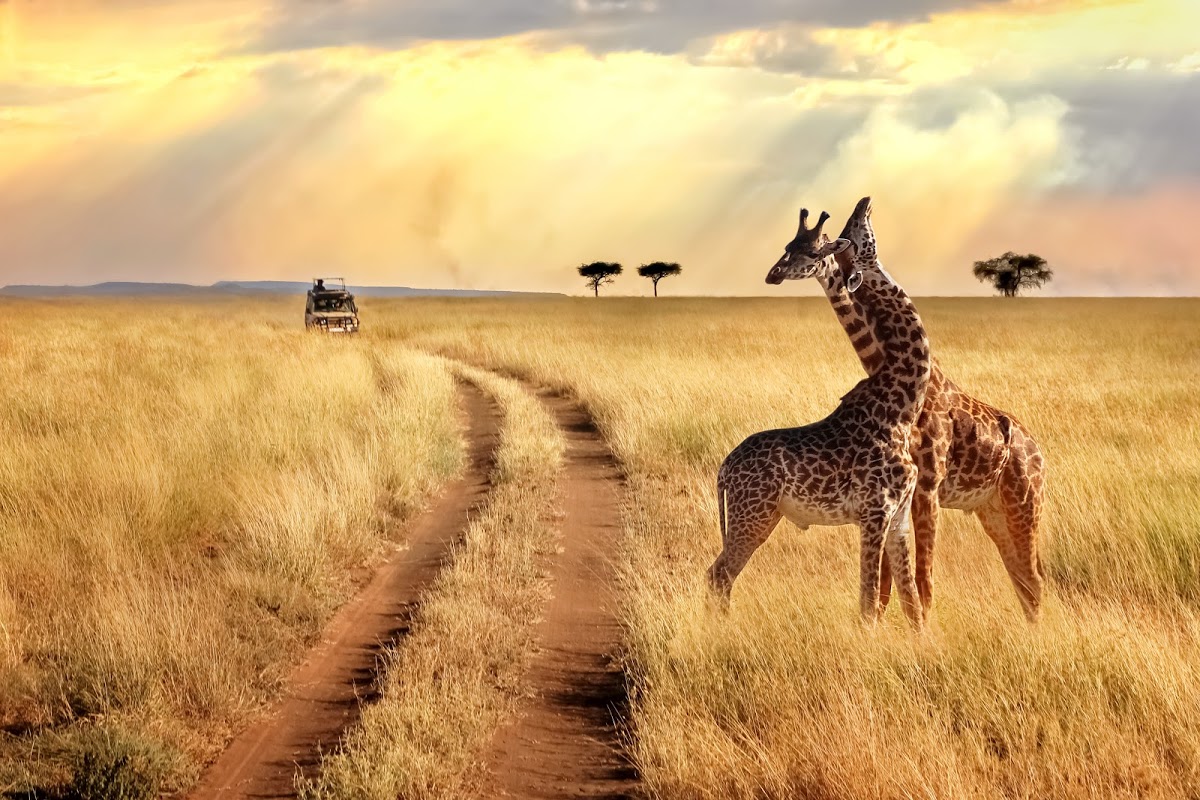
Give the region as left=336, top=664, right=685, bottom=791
left=819, top=238, right=851, bottom=257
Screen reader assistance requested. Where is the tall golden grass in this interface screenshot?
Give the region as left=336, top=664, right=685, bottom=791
left=0, top=298, right=461, bottom=794
left=378, top=295, right=1200, bottom=799
left=3, top=294, right=1197, bottom=799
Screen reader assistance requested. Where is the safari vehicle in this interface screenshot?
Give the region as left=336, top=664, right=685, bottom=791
left=305, top=277, right=360, bottom=334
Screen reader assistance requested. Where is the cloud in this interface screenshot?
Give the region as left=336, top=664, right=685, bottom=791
left=1, top=2, right=1198, bottom=296
left=1049, top=72, right=1200, bottom=192
left=817, top=91, right=1066, bottom=276
left=3, top=40, right=1191, bottom=296
left=687, top=26, right=878, bottom=78
left=909, top=68, right=1200, bottom=194
left=1168, top=52, right=1200, bottom=73
left=245, top=0, right=1006, bottom=56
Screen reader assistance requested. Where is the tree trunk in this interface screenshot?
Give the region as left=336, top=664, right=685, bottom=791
left=593, top=282, right=599, bottom=298
left=653, top=280, right=659, bottom=298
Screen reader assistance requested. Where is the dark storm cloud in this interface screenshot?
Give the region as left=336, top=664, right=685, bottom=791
left=245, top=0, right=1005, bottom=56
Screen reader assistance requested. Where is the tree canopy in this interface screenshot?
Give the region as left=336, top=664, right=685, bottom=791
left=577, top=261, right=623, bottom=297
left=973, top=252, right=1053, bottom=297
left=637, top=262, right=682, bottom=297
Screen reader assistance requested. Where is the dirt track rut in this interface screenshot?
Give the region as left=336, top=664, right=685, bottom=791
left=189, top=381, right=499, bottom=799
left=484, top=389, right=638, bottom=799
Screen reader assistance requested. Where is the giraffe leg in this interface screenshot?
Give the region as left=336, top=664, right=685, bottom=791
left=1000, top=441, right=1045, bottom=621
left=884, top=497, right=924, bottom=630
left=878, top=550, right=894, bottom=612
left=911, top=488, right=940, bottom=617
left=970, top=420, right=1047, bottom=623
left=908, top=418, right=949, bottom=618
left=975, top=493, right=1041, bottom=623
left=857, top=512, right=888, bottom=624
left=879, top=488, right=938, bottom=616
left=707, top=504, right=782, bottom=601
left=860, top=498, right=922, bottom=630
left=883, top=425, right=947, bottom=618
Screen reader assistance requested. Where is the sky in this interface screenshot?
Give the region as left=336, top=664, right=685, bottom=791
left=1, top=0, right=1198, bottom=296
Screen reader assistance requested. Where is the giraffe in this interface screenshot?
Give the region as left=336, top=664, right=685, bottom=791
left=708, top=203, right=932, bottom=629
left=765, top=197, right=1046, bottom=621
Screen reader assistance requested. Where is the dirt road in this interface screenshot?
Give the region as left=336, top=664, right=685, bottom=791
left=484, top=390, right=639, bottom=799
left=190, top=375, right=638, bottom=799
left=189, top=381, right=500, bottom=799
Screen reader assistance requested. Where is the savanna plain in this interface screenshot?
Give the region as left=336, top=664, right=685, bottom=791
left=1, top=294, right=1197, bottom=799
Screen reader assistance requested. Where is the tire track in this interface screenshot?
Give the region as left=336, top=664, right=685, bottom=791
left=190, top=381, right=500, bottom=799
left=484, top=388, right=639, bottom=799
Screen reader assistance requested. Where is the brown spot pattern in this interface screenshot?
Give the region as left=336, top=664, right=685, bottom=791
left=759, top=197, right=1046, bottom=622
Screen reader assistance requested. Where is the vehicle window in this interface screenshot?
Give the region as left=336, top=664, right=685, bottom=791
left=313, top=296, right=355, bottom=313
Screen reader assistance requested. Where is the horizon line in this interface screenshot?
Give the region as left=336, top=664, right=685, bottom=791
left=0, top=282, right=1195, bottom=301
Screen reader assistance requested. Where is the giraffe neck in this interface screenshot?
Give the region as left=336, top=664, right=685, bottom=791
left=818, top=264, right=884, bottom=377
left=835, top=249, right=931, bottom=428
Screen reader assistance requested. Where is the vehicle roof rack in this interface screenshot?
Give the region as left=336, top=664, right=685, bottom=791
left=311, top=277, right=348, bottom=293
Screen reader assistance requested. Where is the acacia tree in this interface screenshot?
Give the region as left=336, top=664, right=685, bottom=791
left=637, top=262, right=682, bottom=297
left=577, top=261, right=623, bottom=297
left=973, top=252, right=1054, bottom=297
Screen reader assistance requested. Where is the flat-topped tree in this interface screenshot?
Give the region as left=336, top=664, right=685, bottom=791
left=973, top=252, right=1053, bottom=297
left=637, top=262, right=682, bottom=297
left=578, top=261, right=623, bottom=297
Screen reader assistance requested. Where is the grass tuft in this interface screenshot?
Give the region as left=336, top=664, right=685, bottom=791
left=65, top=725, right=174, bottom=800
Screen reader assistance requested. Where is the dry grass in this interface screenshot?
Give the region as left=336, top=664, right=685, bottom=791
left=375, top=295, right=1200, bottom=800
left=303, top=362, right=563, bottom=799
left=0, top=298, right=462, bottom=795
left=3, top=294, right=1197, bottom=799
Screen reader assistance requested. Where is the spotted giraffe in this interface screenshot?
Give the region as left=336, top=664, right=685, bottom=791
left=708, top=201, right=932, bottom=629
left=766, top=197, right=1046, bottom=621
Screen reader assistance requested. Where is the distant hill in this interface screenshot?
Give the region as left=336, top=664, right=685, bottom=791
left=0, top=281, right=559, bottom=298
left=0, top=281, right=220, bottom=297
left=211, top=281, right=554, bottom=298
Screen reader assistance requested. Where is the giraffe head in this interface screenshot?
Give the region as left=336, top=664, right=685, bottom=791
left=765, top=208, right=851, bottom=285
left=834, top=196, right=878, bottom=270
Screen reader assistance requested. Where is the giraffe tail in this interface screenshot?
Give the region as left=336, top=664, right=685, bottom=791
left=717, top=472, right=729, bottom=547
